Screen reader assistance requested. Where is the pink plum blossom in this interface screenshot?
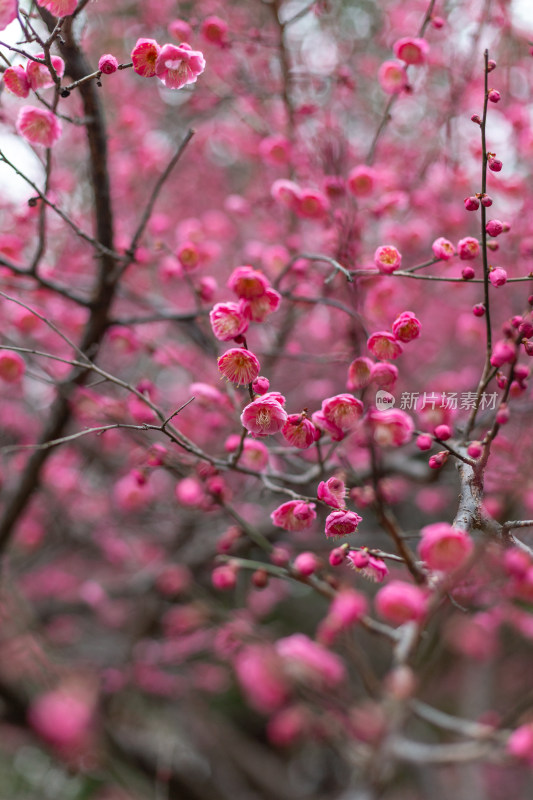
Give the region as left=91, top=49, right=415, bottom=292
left=29, top=687, right=93, bottom=749
left=375, top=581, right=428, bottom=625
left=281, top=414, right=319, bottom=449
left=241, top=393, right=288, bottom=436
left=489, top=267, right=507, bottom=286
left=0, top=351, right=25, bottom=382
left=270, top=500, right=317, bottom=531
left=98, top=54, right=119, bottom=74
left=0, top=0, right=17, bottom=31
left=244, top=287, right=281, bottom=322
left=324, top=509, right=362, bottom=537
left=131, top=38, right=161, bottom=77
left=217, top=347, right=260, bottom=385
left=393, top=37, right=429, bottom=65
left=3, top=65, right=30, bottom=98
left=16, top=106, right=62, bottom=147
left=347, top=552, right=389, bottom=582
left=347, top=165, right=377, bottom=197
left=378, top=60, right=408, bottom=94
left=392, top=312, right=421, bottom=343
left=276, top=634, right=346, bottom=688
left=209, top=301, right=249, bottom=340
left=321, top=393, right=364, bottom=432
left=155, top=43, right=206, bottom=90
left=35, top=0, right=77, bottom=17
left=432, top=236, right=455, bottom=260
left=366, top=408, right=415, bottom=447
left=26, top=54, right=65, bottom=90
left=367, top=331, right=403, bottom=360
left=418, top=523, right=473, bottom=573
left=374, top=245, right=402, bottom=273
left=457, top=237, right=480, bottom=260
left=234, top=645, right=288, bottom=713
left=347, top=357, right=374, bottom=390
left=201, top=15, right=228, bottom=46
left=228, top=265, right=270, bottom=298
left=317, top=477, right=346, bottom=508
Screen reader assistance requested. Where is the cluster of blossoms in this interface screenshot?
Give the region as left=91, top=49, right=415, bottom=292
left=367, top=311, right=421, bottom=362
left=210, top=265, right=281, bottom=341
left=131, top=38, right=206, bottom=90
left=378, top=35, right=430, bottom=94
left=3, top=53, right=65, bottom=98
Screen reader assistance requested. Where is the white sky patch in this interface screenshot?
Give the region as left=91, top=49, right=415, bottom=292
left=512, top=0, right=533, bottom=32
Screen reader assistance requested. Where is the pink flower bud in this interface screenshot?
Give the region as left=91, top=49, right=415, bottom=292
left=467, top=441, right=483, bottom=458
left=486, top=219, right=503, bottom=237
left=375, top=580, right=428, bottom=625
left=317, top=477, right=347, bottom=509
left=418, top=522, right=473, bottom=572
left=428, top=451, right=448, bottom=469
left=329, top=547, right=346, bottom=566
left=324, top=509, right=362, bottom=537
left=490, top=340, right=515, bottom=367
left=271, top=546, right=291, bottom=567
left=98, top=54, right=118, bottom=74
left=457, top=237, right=479, bottom=260
left=416, top=434, right=432, bottom=450
left=473, top=304, right=485, bottom=316
left=462, top=266, right=475, bottom=280
left=282, top=414, right=319, bottom=449
left=347, top=356, right=374, bottom=390
left=489, top=268, right=507, bottom=286
left=293, top=552, right=320, bottom=576
left=434, top=424, right=451, bottom=440
left=347, top=165, right=377, bottom=197
left=488, top=157, right=502, bottom=172
left=212, top=564, right=238, bottom=590
left=271, top=500, right=317, bottom=531
left=481, top=194, right=493, bottom=207
left=464, top=196, right=480, bottom=211
left=488, top=89, right=501, bottom=103
left=495, top=404, right=509, bottom=424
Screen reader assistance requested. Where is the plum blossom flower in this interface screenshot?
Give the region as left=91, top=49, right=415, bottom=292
left=321, top=393, right=364, bottom=432
left=131, top=38, right=161, bottom=77
left=418, top=522, right=473, bottom=573
left=3, top=65, right=30, bottom=98
left=432, top=236, right=455, bottom=260
left=375, top=581, right=428, bottom=625
left=26, top=54, right=65, bottom=90
left=241, top=393, right=288, bottom=436
left=367, top=331, right=403, bottom=360
left=209, top=301, right=249, bottom=341
left=347, top=165, right=377, bottom=197
left=270, top=500, right=317, bottom=531
left=234, top=645, right=289, bottom=713
left=0, top=351, right=25, bottom=382
left=347, top=357, right=374, bottom=390
left=244, top=287, right=281, bottom=322
left=275, top=634, right=346, bottom=688
left=378, top=60, right=408, bottom=94
left=281, top=414, right=319, bottom=449
left=325, top=509, right=362, bottom=537
left=16, top=106, right=62, bottom=147
left=317, top=477, right=346, bottom=509
left=35, top=0, right=77, bottom=18
left=29, top=687, right=93, bottom=749
left=201, top=15, right=228, bottom=46
left=489, top=267, right=507, bottom=287
left=347, top=551, right=389, bottom=582
left=228, top=265, right=270, bottom=299
left=98, top=54, right=119, bottom=74
left=0, top=0, right=17, bottom=31
left=393, top=37, right=429, bottom=65
left=155, top=43, right=206, bottom=90
left=366, top=408, right=414, bottom=447
left=374, top=245, right=402, bottom=273
left=392, top=312, right=421, bottom=343
left=457, top=237, right=479, bottom=260
left=217, top=347, right=260, bottom=385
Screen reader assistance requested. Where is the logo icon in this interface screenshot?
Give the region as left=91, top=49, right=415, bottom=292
left=375, top=390, right=396, bottom=411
